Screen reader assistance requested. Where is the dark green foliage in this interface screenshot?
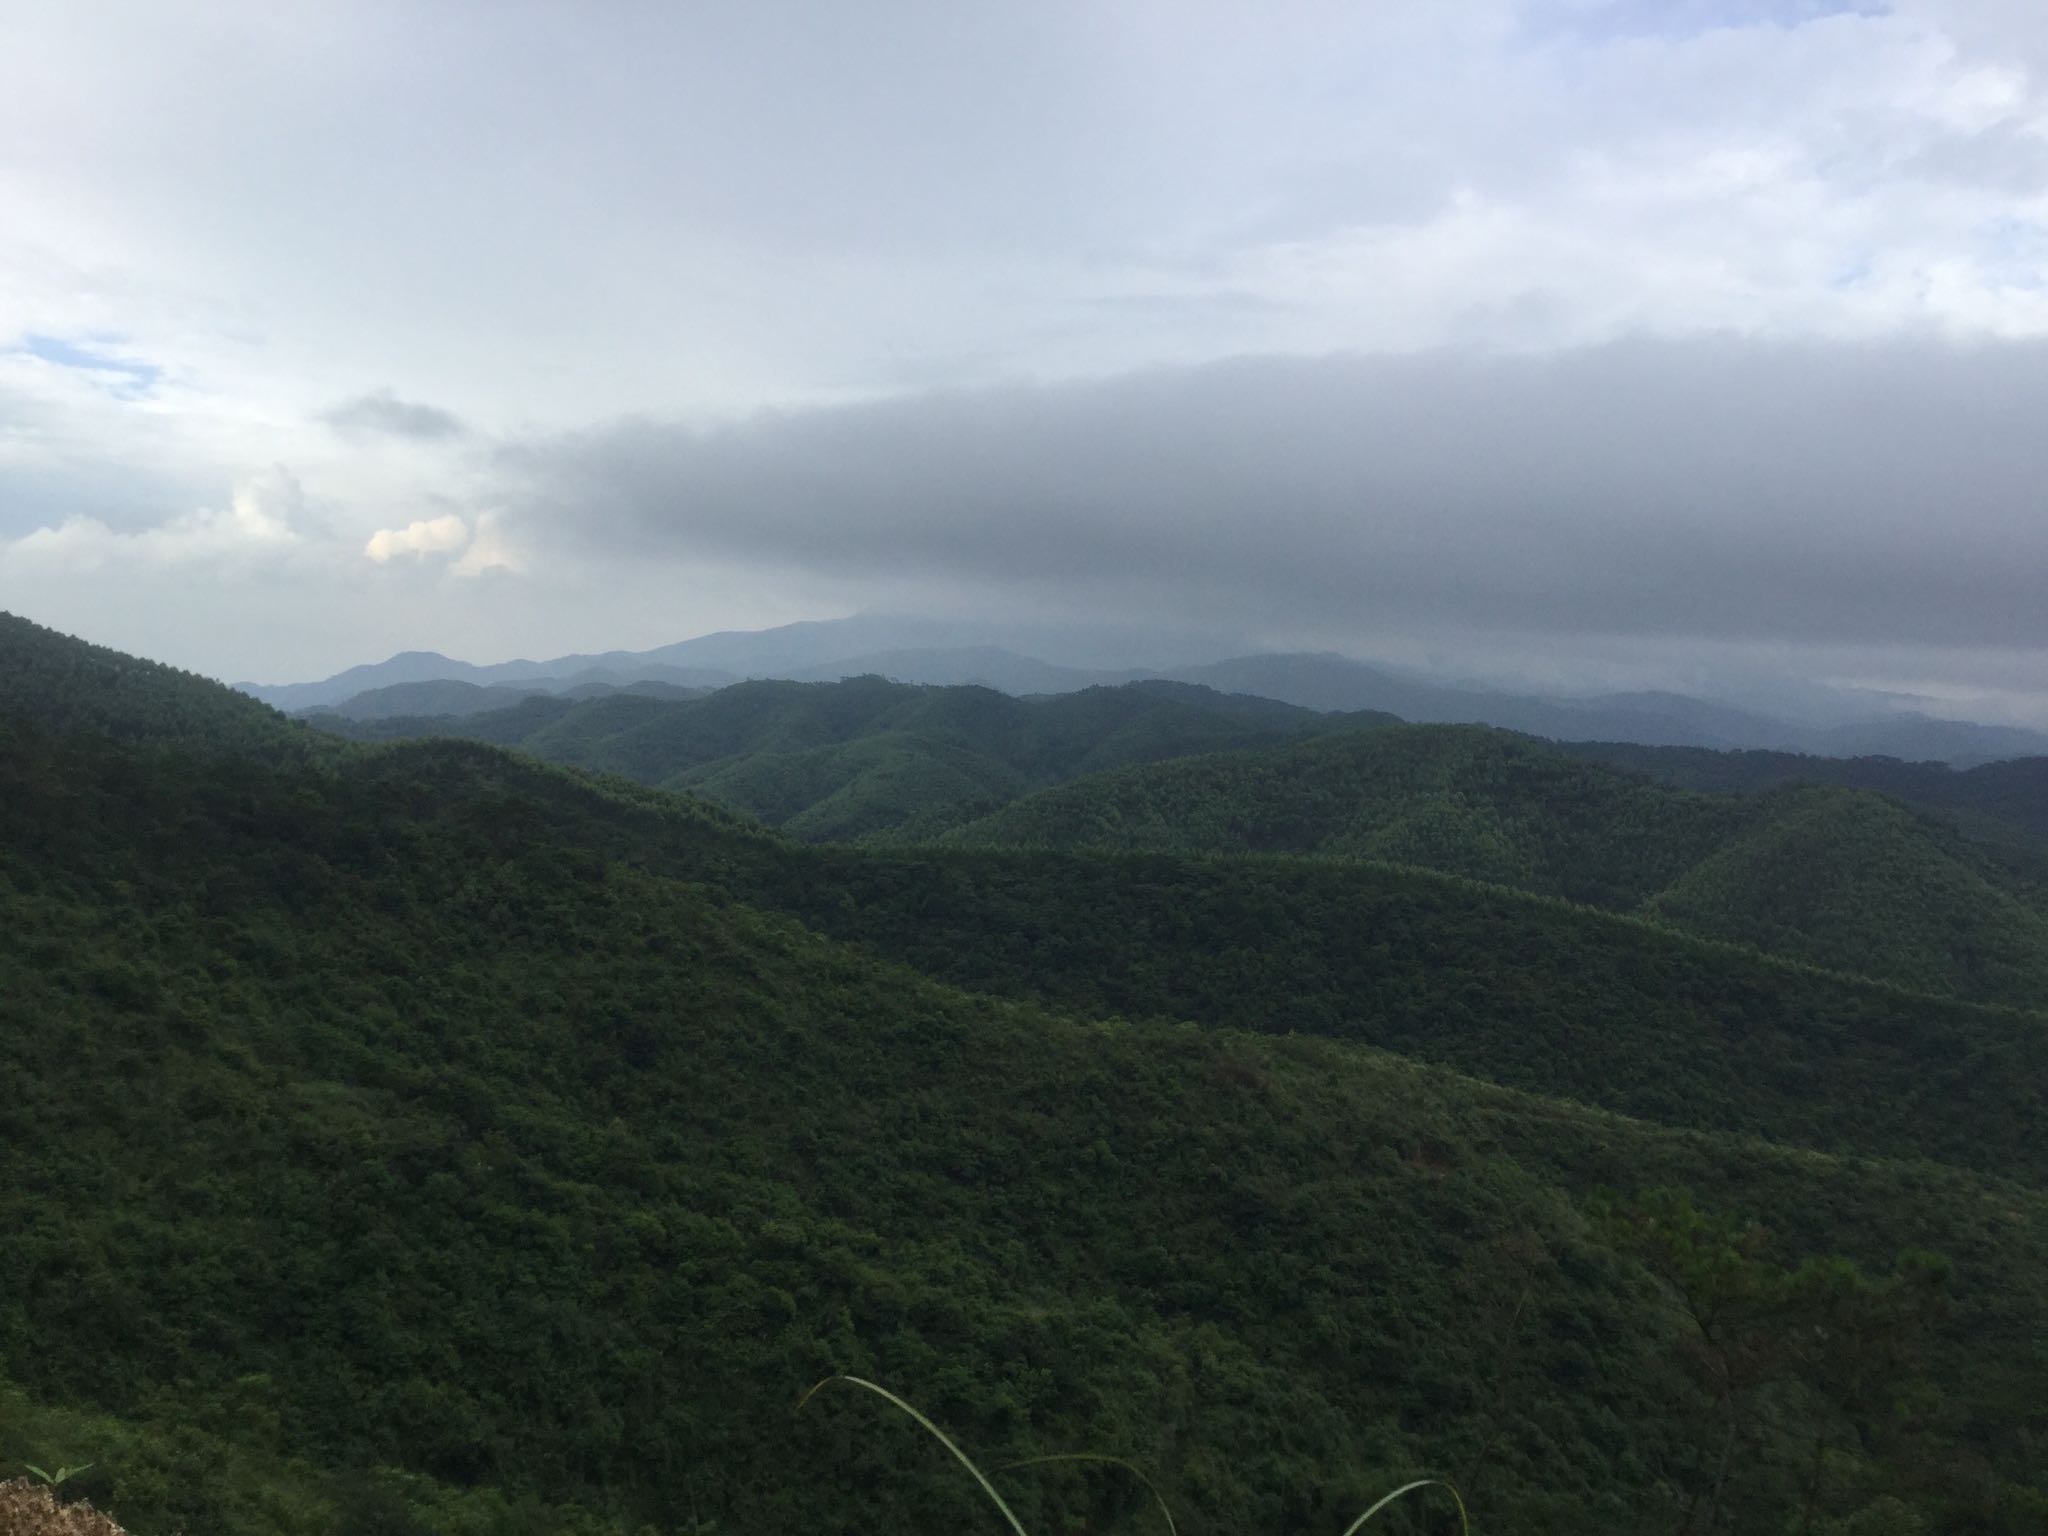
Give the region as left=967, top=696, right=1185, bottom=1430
left=739, top=845, right=2048, bottom=1179
left=0, top=724, right=1676, bottom=1533
left=1560, top=738, right=2048, bottom=848
left=944, top=726, right=1756, bottom=901
left=310, top=674, right=1390, bottom=843
left=0, top=612, right=315, bottom=758
left=1588, top=1190, right=1956, bottom=1535
left=680, top=731, right=1030, bottom=842
left=943, top=726, right=2048, bottom=1007
left=4, top=613, right=2047, bottom=1534
left=1644, top=787, right=2048, bottom=1002
left=308, top=679, right=551, bottom=720
left=321, top=663, right=2048, bottom=1005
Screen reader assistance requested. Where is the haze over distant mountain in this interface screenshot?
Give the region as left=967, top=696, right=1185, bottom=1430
left=235, top=616, right=1225, bottom=711
left=237, top=649, right=741, bottom=713
left=245, top=616, right=2048, bottom=766
left=306, top=676, right=712, bottom=721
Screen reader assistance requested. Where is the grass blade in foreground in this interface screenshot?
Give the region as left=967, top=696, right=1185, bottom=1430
left=799, top=1377, right=1467, bottom=1536
left=1000, top=1453, right=1178, bottom=1536
left=1336, top=1477, right=1471, bottom=1536
left=797, top=1375, right=1031, bottom=1536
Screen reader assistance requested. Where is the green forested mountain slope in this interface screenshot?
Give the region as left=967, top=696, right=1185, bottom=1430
left=943, top=726, right=2048, bottom=1007
left=0, top=611, right=315, bottom=756
left=312, top=674, right=1389, bottom=842
left=4, top=715, right=2047, bottom=1535
left=679, top=729, right=1032, bottom=841
left=759, top=845, right=2048, bottom=1176
left=1559, top=737, right=2048, bottom=847
left=944, top=727, right=1751, bottom=902
left=6, top=616, right=2048, bottom=1534
left=311, top=665, right=2048, bottom=1005
left=304, top=677, right=550, bottom=718
left=1644, top=787, right=2048, bottom=1002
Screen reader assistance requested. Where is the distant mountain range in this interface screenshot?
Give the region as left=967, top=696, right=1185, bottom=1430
left=235, top=615, right=1209, bottom=710
left=238, top=615, right=2048, bottom=764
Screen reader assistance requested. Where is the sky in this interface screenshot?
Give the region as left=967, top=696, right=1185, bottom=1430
left=2, top=0, right=2046, bottom=714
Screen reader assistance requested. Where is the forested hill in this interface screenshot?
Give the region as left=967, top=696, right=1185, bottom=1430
left=943, top=724, right=2048, bottom=1008
left=0, top=611, right=315, bottom=756
left=1557, top=737, right=2048, bottom=847
left=5, top=614, right=2048, bottom=1535
left=307, top=673, right=1394, bottom=842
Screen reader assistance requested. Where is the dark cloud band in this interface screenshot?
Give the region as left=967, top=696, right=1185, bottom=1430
left=499, top=337, right=2048, bottom=650
left=323, top=389, right=469, bottom=442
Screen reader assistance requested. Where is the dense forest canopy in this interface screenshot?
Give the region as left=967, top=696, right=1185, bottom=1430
left=1558, top=737, right=2048, bottom=844
left=306, top=674, right=1395, bottom=843
left=311, top=658, right=2048, bottom=1007
left=940, top=726, right=2048, bottom=1008
left=3, top=611, right=2046, bottom=1535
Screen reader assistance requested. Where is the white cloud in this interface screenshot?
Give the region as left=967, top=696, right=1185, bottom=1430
left=364, top=514, right=469, bottom=563
left=449, top=510, right=519, bottom=576
left=5, top=0, right=2048, bottom=687
left=2, top=466, right=303, bottom=571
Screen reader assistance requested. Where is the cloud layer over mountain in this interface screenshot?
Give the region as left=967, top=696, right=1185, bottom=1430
left=2, top=1, right=2046, bottom=703
left=502, top=336, right=2048, bottom=656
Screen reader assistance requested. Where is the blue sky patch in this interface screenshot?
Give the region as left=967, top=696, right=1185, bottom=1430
left=16, top=333, right=163, bottom=400
left=1527, top=0, right=1888, bottom=46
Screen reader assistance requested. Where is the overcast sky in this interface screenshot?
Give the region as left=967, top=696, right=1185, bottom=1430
left=3, top=1, right=2046, bottom=713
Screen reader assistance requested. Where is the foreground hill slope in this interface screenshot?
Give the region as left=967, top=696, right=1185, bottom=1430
left=5, top=719, right=2047, bottom=1536
left=944, top=725, right=2048, bottom=1007
left=4, top=616, right=2047, bottom=1534
left=0, top=612, right=313, bottom=756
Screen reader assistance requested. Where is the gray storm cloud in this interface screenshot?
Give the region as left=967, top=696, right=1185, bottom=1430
left=11, top=3, right=2048, bottom=688
left=502, top=337, right=2048, bottom=651
left=323, top=390, right=470, bottom=442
